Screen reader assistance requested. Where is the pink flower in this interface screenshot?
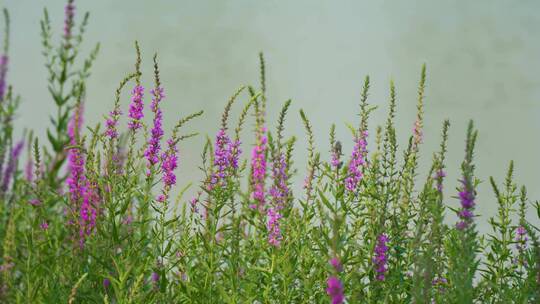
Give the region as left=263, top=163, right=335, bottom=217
left=250, top=131, right=267, bottom=210
left=326, top=276, right=345, bottom=304
left=345, top=131, right=368, bottom=192
left=127, top=85, right=144, bottom=130
left=144, top=87, right=165, bottom=172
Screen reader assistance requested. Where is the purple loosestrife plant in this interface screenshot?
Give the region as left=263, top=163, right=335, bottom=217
left=1, top=9, right=539, bottom=302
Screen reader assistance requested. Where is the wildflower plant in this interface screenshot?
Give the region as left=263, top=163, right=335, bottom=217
left=0, top=1, right=539, bottom=303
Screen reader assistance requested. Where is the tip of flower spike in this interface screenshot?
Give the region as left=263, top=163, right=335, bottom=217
left=329, top=257, right=343, bottom=273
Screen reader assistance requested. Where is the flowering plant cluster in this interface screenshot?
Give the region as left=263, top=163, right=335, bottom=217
left=0, top=2, right=539, bottom=303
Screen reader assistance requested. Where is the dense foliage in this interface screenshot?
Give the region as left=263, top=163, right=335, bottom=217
left=0, top=1, right=538, bottom=303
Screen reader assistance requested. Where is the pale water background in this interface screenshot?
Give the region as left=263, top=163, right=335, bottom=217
left=3, top=0, right=540, bottom=232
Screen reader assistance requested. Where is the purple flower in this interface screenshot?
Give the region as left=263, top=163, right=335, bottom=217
left=269, top=153, right=289, bottom=208
left=151, top=272, right=159, bottom=283
left=329, top=257, right=343, bottom=273
left=266, top=207, right=282, bottom=247
left=250, top=130, right=267, bottom=210
left=345, top=131, right=368, bottom=192
left=158, top=138, right=178, bottom=202
left=63, top=0, right=75, bottom=40
left=66, top=105, right=98, bottom=247
left=331, top=141, right=343, bottom=169
left=103, top=278, right=111, bottom=289
left=0, top=55, right=8, bottom=101
left=373, top=233, right=389, bottom=281
left=28, top=199, right=41, bottom=206
left=104, top=109, right=122, bottom=139
left=1, top=140, right=24, bottom=192
left=67, top=105, right=86, bottom=203
left=209, top=128, right=241, bottom=188
left=432, top=277, right=447, bottom=292
left=40, top=221, right=49, bottom=230
left=515, top=225, right=529, bottom=255
left=25, top=156, right=33, bottom=182
left=326, top=276, right=345, bottom=304
left=144, top=87, right=165, bottom=173
left=127, top=85, right=144, bottom=130
left=161, top=139, right=178, bottom=187
left=455, top=178, right=475, bottom=230
left=434, top=169, right=446, bottom=192
left=266, top=153, right=289, bottom=246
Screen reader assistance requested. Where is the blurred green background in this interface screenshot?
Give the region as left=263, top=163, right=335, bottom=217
left=4, top=0, right=540, bottom=231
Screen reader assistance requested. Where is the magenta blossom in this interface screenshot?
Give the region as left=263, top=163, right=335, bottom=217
left=63, top=0, right=75, bottom=40
left=373, top=233, right=389, bottom=281
left=127, top=85, right=144, bottom=130
left=266, top=152, right=289, bottom=246
left=345, top=130, right=368, bottom=192
left=456, top=178, right=475, bottom=230
left=266, top=207, right=282, bottom=247
left=157, top=138, right=178, bottom=202
left=250, top=130, right=267, bottom=210
left=144, top=87, right=165, bottom=173
left=210, top=128, right=241, bottom=189
left=329, top=257, right=343, bottom=273
left=104, top=109, right=122, bottom=139
left=326, top=276, right=345, bottom=304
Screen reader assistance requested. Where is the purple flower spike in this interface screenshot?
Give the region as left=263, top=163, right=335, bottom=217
left=456, top=178, right=475, bottom=230
left=1, top=140, right=24, bottom=192
left=329, top=257, right=343, bottom=273
left=345, top=130, right=368, bottom=193
left=209, top=128, right=241, bottom=189
left=158, top=138, right=178, bottom=202
left=515, top=225, right=529, bottom=254
left=105, top=109, right=122, bottom=139
left=144, top=87, right=165, bottom=172
left=326, top=276, right=345, bottom=304
left=250, top=131, right=267, bottom=210
left=266, top=207, right=282, bottom=247
left=266, top=152, right=289, bottom=246
left=63, top=0, right=75, bottom=40
left=373, top=233, right=389, bottom=281
left=127, top=85, right=144, bottom=131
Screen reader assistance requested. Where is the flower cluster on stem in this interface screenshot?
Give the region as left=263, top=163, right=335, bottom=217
left=127, top=85, right=144, bottom=131
left=345, top=130, right=368, bottom=192
left=373, top=233, right=389, bottom=281
left=157, top=138, right=178, bottom=203
left=456, top=178, right=475, bottom=230
left=144, top=86, right=165, bottom=174
left=250, top=128, right=267, bottom=210
left=209, top=128, right=241, bottom=189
